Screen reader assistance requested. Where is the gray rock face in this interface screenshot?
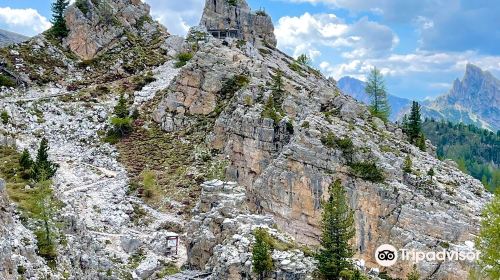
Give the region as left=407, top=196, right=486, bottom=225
left=200, top=0, right=277, bottom=47
left=184, top=180, right=316, bottom=280
left=64, top=0, right=166, bottom=60
left=153, top=33, right=490, bottom=279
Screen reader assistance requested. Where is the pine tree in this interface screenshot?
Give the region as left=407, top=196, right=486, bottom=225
left=296, top=54, right=311, bottom=66
left=252, top=228, right=274, bottom=280
left=476, top=189, right=500, bottom=279
left=19, top=149, right=33, bottom=171
left=114, top=94, right=130, bottom=119
left=365, top=67, right=390, bottom=122
left=407, top=264, right=420, bottom=280
left=417, top=133, right=427, bottom=152
left=31, top=138, right=59, bottom=182
left=408, top=101, right=422, bottom=143
left=50, top=0, right=70, bottom=38
left=316, top=179, right=356, bottom=279
left=32, top=180, right=59, bottom=263
left=403, top=155, right=412, bottom=174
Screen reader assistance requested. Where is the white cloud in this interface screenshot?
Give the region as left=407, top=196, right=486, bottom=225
left=320, top=50, right=500, bottom=80
left=0, top=7, right=51, bottom=36
left=144, top=0, right=204, bottom=36
left=275, top=13, right=397, bottom=60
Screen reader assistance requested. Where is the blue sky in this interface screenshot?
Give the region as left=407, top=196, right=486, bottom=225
left=0, top=0, right=499, bottom=100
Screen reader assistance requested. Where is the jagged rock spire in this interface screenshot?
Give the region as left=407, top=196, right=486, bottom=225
left=200, top=0, right=277, bottom=47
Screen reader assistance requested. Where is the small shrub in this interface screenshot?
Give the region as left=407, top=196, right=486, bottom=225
left=75, top=0, right=90, bottom=15
left=174, top=52, right=194, bottom=68
left=157, top=263, right=180, bottom=277
left=220, top=75, right=250, bottom=99
left=0, top=74, right=16, bottom=87
left=1, top=110, right=9, bottom=124
left=301, top=121, right=310, bottom=129
left=256, top=9, right=268, bottom=16
left=350, top=162, right=385, bottom=183
left=227, top=0, right=238, bottom=6
left=403, top=155, right=412, bottom=174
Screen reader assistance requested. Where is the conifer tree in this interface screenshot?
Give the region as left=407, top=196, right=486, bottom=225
left=19, top=149, right=33, bottom=171
left=110, top=94, right=132, bottom=137
left=476, top=189, right=500, bottom=279
left=50, top=0, right=70, bottom=38
left=365, top=67, right=390, bottom=122
left=31, top=138, right=59, bottom=182
left=403, top=155, right=413, bottom=174
left=316, top=179, right=355, bottom=279
left=252, top=228, right=274, bottom=280
left=408, top=101, right=422, bottom=142
left=33, top=180, right=58, bottom=263
left=297, top=54, right=311, bottom=66
left=417, top=133, right=427, bottom=151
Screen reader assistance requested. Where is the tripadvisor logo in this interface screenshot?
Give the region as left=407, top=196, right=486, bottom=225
left=375, top=244, right=480, bottom=267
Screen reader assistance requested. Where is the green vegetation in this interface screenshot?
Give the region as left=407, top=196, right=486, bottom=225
left=261, top=71, right=286, bottom=124
left=256, top=9, right=268, bottom=16
left=316, top=179, right=356, bottom=279
left=75, top=0, right=89, bottom=14
left=31, top=138, right=59, bottom=182
left=49, top=0, right=70, bottom=38
left=140, top=170, right=158, bottom=200
left=476, top=189, right=500, bottom=279
left=132, top=71, right=156, bottom=90
left=0, top=141, right=60, bottom=267
left=227, top=0, right=239, bottom=6
left=0, top=74, right=16, bottom=87
left=427, top=167, right=435, bottom=181
left=402, top=101, right=427, bottom=151
left=105, top=94, right=132, bottom=143
left=215, top=74, right=250, bottom=115
left=407, top=265, right=420, bottom=280
left=365, top=67, right=390, bottom=122
left=174, top=52, right=194, bottom=68
left=252, top=228, right=274, bottom=280
left=296, top=54, right=311, bottom=66
left=1, top=110, right=9, bottom=124
left=422, top=119, right=500, bottom=192
left=350, top=162, right=385, bottom=183
left=157, top=263, right=180, bottom=277
left=403, top=155, right=413, bottom=174
left=320, top=132, right=354, bottom=163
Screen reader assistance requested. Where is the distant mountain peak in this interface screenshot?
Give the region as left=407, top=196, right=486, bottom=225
left=0, top=29, right=29, bottom=47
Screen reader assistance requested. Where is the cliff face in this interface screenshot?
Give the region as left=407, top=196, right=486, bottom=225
left=200, top=0, right=277, bottom=47
left=152, top=28, right=489, bottom=280
left=64, top=0, right=166, bottom=60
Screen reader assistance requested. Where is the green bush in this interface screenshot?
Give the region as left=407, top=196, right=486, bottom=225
left=220, top=75, right=250, bottom=98
left=350, top=162, right=385, bottom=183
left=174, top=52, right=194, bottom=68
left=1, top=111, right=9, bottom=124
left=75, top=0, right=89, bottom=14
left=0, top=74, right=16, bottom=87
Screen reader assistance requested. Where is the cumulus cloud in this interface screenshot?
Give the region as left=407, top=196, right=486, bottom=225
left=285, top=0, right=500, bottom=55
left=144, top=0, right=204, bottom=36
left=320, top=50, right=500, bottom=80
left=275, top=12, right=398, bottom=59
left=0, top=7, right=51, bottom=36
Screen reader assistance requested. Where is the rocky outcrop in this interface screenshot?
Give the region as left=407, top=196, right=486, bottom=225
left=200, top=0, right=277, bottom=47
left=64, top=0, right=166, bottom=60
left=152, top=27, right=489, bottom=279
left=185, top=180, right=316, bottom=280
left=0, top=179, right=51, bottom=280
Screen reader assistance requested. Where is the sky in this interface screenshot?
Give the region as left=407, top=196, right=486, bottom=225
left=0, top=0, right=499, bottom=100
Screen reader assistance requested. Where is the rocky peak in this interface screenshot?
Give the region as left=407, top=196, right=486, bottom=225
left=64, top=0, right=166, bottom=60
left=200, top=0, right=277, bottom=47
